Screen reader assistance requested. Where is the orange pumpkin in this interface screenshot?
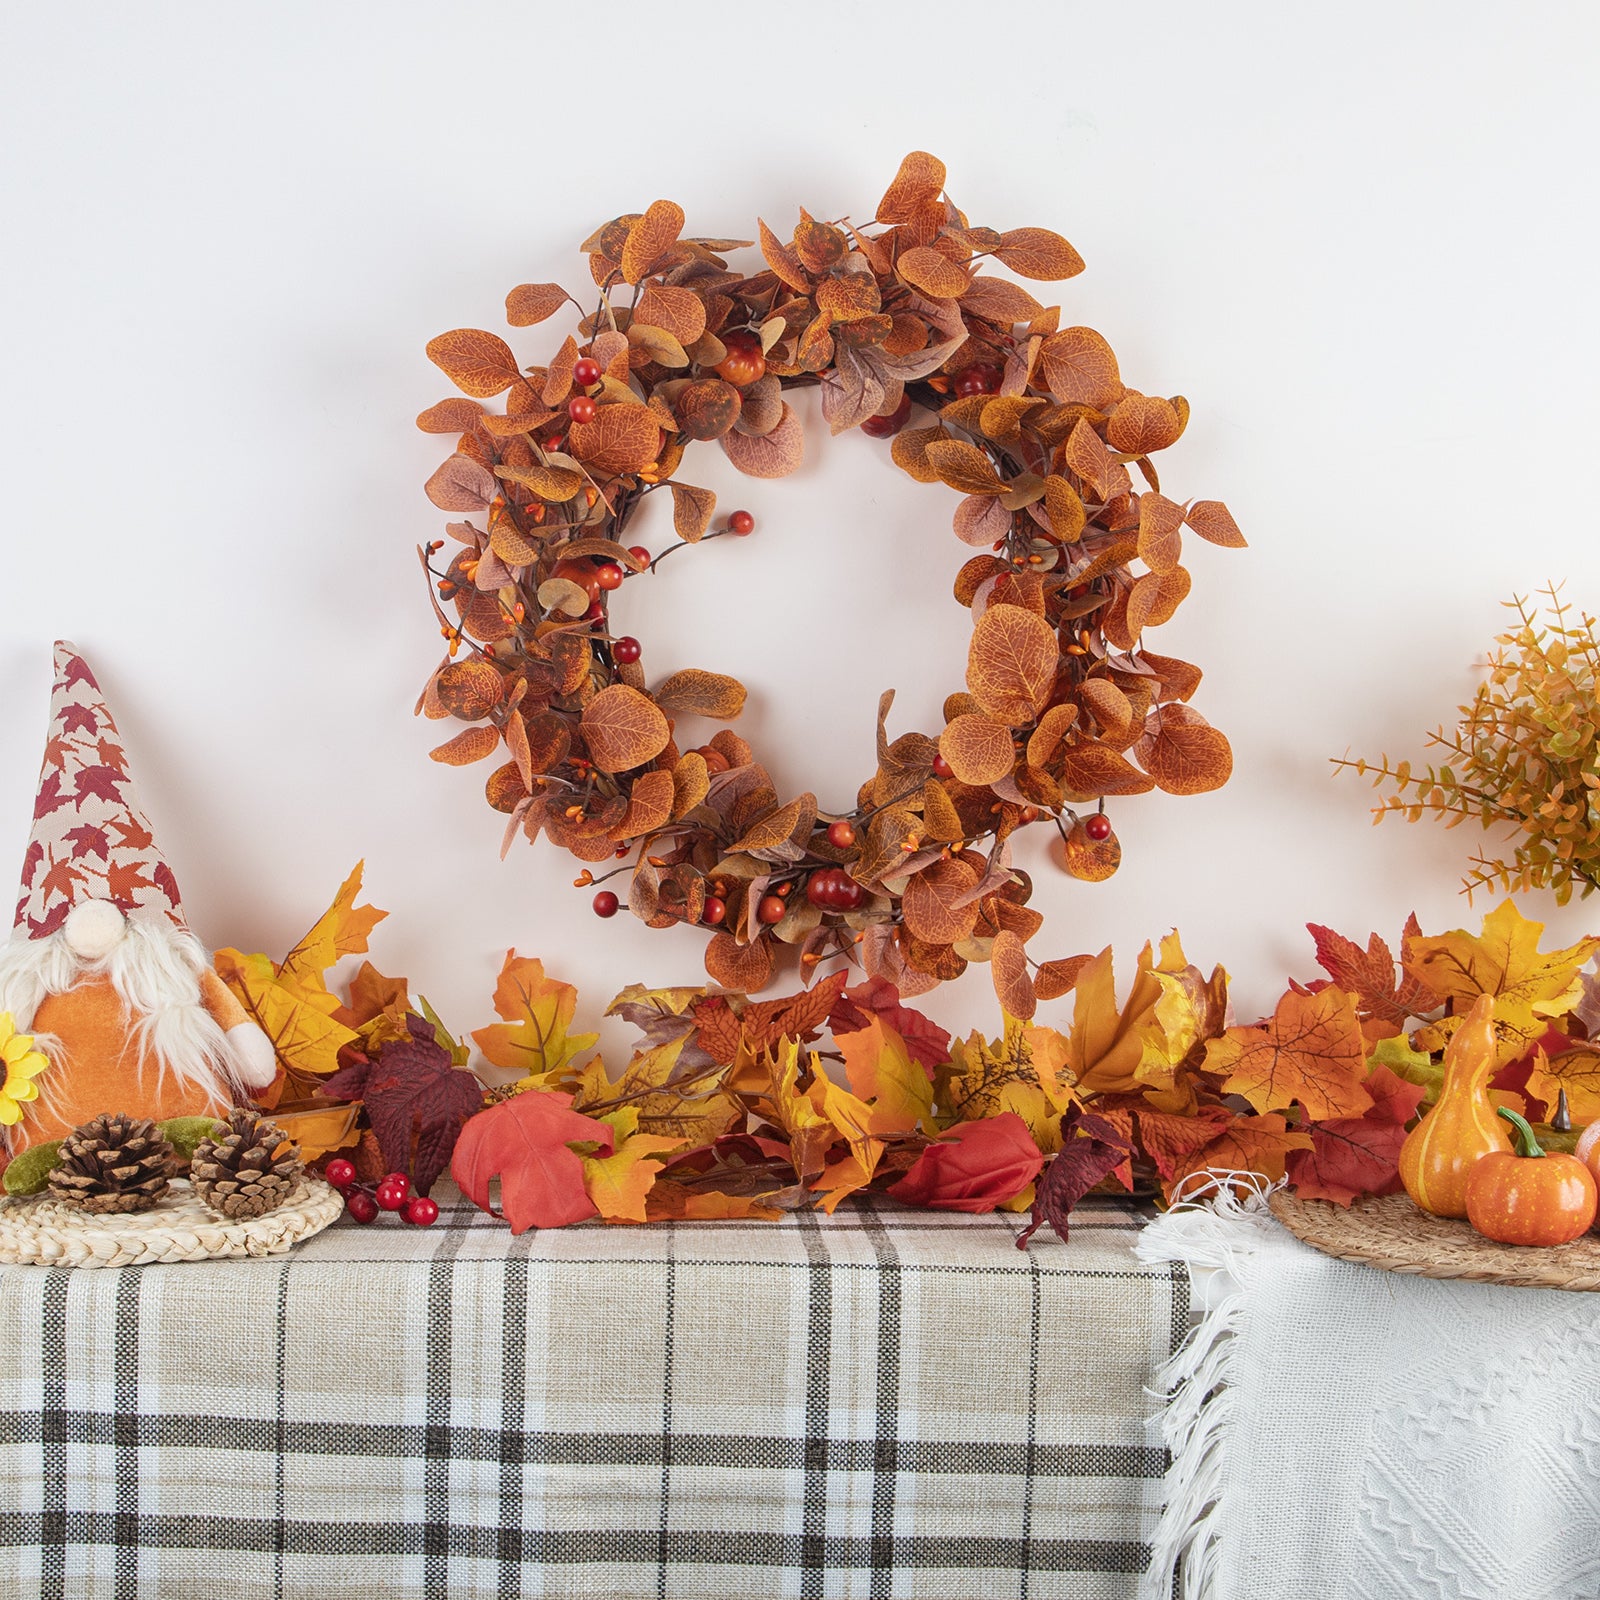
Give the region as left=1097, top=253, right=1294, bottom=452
left=1399, top=993, right=1512, bottom=1217
left=1465, top=1106, right=1598, bottom=1246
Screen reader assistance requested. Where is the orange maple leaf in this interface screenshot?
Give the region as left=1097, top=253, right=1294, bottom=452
left=1163, top=1112, right=1314, bottom=1202
left=1205, top=986, right=1372, bottom=1122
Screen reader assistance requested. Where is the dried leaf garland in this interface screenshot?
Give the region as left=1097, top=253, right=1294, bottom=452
left=417, top=153, right=1244, bottom=994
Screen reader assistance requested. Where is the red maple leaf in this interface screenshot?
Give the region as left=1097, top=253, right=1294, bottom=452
left=60, top=655, right=98, bottom=691
left=151, top=862, right=182, bottom=907
left=20, top=840, right=44, bottom=888
left=324, top=1013, right=485, bottom=1195
left=73, top=766, right=128, bottom=808
left=1306, top=916, right=1439, bottom=1032
left=889, top=1112, right=1043, bottom=1214
left=1018, top=1106, right=1132, bottom=1247
left=1285, top=1063, right=1427, bottom=1205
left=830, top=976, right=953, bottom=1070
left=451, top=1086, right=613, bottom=1233
left=63, top=824, right=109, bottom=862
left=27, top=901, right=69, bottom=939
left=59, top=702, right=99, bottom=734
left=34, top=771, right=70, bottom=819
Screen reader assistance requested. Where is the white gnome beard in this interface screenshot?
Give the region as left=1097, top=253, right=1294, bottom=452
left=0, top=918, right=240, bottom=1150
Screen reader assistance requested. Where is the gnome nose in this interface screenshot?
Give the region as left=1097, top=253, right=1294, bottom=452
left=64, top=899, right=128, bottom=961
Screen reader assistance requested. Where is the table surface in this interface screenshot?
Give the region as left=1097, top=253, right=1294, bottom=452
left=0, top=1186, right=1181, bottom=1600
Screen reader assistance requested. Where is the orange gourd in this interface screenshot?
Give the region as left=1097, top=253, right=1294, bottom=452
left=1399, top=992, right=1512, bottom=1217
left=1465, top=1107, right=1598, bottom=1246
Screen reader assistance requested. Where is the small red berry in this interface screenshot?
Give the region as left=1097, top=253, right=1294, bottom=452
left=593, top=890, right=620, bottom=918
left=324, top=1158, right=356, bottom=1191
left=382, top=1172, right=410, bottom=1200
left=757, top=894, right=786, bottom=925
left=375, top=1182, right=407, bottom=1213
left=697, top=746, right=730, bottom=774
left=953, top=363, right=1003, bottom=397
left=345, top=1189, right=379, bottom=1225
left=568, top=395, right=597, bottom=425
left=807, top=871, right=836, bottom=908
left=572, top=356, right=603, bottom=388
left=1085, top=813, right=1113, bottom=841
left=826, top=820, right=857, bottom=849
left=627, top=545, right=651, bottom=567
left=404, top=1195, right=440, bottom=1227
left=932, top=754, right=954, bottom=779
left=728, top=510, right=755, bottom=536
left=861, top=393, right=912, bottom=439
left=544, top=434, right=565, bottom=455
left=595, top=561, right=625, bottom=590
left=613, top=636, right=642, bottom=664
left=701, top=895, right=727, bottom=927
left=584, top=600, right=604, bottom=623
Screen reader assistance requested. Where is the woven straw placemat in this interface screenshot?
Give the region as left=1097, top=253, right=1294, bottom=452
left=0, top=1176, right=342, bottom=1268
left=1269, top=1190, right=1600, bottom=1292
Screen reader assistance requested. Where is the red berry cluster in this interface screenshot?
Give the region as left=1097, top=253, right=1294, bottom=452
left=324, top=1158, right=440, bottom=1227
left=806, top=866, right=863, bottom=911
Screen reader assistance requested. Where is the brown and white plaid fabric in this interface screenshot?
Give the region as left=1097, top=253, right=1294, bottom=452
left=0, top=1187, right=1184, bottom=1599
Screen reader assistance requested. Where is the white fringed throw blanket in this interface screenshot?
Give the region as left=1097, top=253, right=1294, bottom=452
left=1137, top=1183, right=1600, bottom=1600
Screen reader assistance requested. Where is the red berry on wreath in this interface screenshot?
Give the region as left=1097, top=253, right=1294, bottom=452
left=595, top=562, right=625, bottom=590
left=757, top=894, right=786, bottom=925
left=572, top=355, right=603, bottom=388
left=827, top=820, right=856, bottom=849
left=953, top=363, right=1003, bottom=397
left=627, top=545, right=651, bottom=566
left=715, top=330, right=766, bottom=387
left=552, top=559, right=603, bottom=602
left=861, top=393, right=912, bottom=438
left=583, top=600, right=604, bottom=623
left=1085, top=812, right=1112, bottom=841
left=613, top=636, right=642, bottom=665
left=592, top=890, right=620, bottom=917
left=728, top=509, right=755, bottom=536
left=807, top=871, right=836, bottom=908
left=404, top=1195, right=440, bottom=1227
left=701, top=895, right=727, bottom=927
left=345, top=1189, right=379, bottom=1225
left=834, top=873, right=863, bottom=911
left=568, top=395, right=598, bottom=425
left=324, top=1158, right=356, bottom=1192
left=932, top=754, right=953, bottom=779
left=697, top=746, right=730, bottom=774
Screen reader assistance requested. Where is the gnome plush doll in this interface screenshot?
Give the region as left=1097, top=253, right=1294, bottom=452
left=0, top=643, right=277, bottom=1158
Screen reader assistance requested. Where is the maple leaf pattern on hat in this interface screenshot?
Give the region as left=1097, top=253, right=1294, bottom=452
left=13, top=642, right=183, bottom=937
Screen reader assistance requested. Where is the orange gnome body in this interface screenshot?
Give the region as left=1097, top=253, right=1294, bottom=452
left=0, top=643, right=277, bottom=1160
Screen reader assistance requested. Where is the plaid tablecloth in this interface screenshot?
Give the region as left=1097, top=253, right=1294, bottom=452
left=0, top=1187, right=1182, bottom=1600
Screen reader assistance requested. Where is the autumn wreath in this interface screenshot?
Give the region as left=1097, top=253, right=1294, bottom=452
left=417, top=151, right=1244, bottom=1008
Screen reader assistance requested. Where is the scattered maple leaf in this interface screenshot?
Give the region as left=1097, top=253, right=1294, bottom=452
left=451, top=1089, right=613, bottom=1233
left=1283, top=1062, right=1425, bottom=1205
left=828, top=977, right=952, bottom=1070
left=1205, top=985, right=1372, bottom=1122
left=1163, top=1112, right=1313, bottom=1203
left=1017, top=1106, right=1131, bottom=1248
left=1526, top=1044, right=1600, bottom=1124
left=214, top=947, right=360, bottom=1083
left=276, top=861, right=387, bottom=1008
left=835, top=1019, right=933, bottom=1133
left=888, top=1113, right=1043, bottom=1213
left=1306, top=915, right=1440, bottom=1035
left=322, top=1013, right=484, bottom=1194
left=582, top=1128, right=684, bottom=1222
left=1061, top=946, right=1167, bottom=1096
left=472, top=952, right=599, bottom=1087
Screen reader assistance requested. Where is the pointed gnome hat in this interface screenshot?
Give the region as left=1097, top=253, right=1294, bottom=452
left=13, top=642, right=184, bottom=939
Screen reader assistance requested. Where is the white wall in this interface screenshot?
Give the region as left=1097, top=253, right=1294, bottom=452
left=2, top=1, right=1595, bottom=1058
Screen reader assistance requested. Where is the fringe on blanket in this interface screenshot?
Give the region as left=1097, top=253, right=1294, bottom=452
left=1134, top=1174, right=1283, bottom=1600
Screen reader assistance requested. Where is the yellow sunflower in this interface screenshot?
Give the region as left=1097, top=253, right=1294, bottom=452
left=0, top=1012, right=49, bottom=1127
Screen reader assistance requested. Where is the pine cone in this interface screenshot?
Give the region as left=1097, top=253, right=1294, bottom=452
left=49, top=1112, right=175, bottom=1214
left=190, top=1108, right=303, bottom=1219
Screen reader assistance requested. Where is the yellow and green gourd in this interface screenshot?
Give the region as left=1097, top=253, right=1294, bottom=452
left=1399, top=992, right=1513, bottom=1217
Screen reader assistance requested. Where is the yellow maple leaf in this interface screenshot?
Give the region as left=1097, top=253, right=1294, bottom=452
left=472, top=952, right=599, bottom=1087
left=1528, top=1044, right=1600, bottom=1123
left=1024, top=1023, right=1081, bottom=1113
left=582, top=1128, right=683, bottom=1222
left=275, top=862, right=387, bottom=1014
left=1408, top=900, right=1600, bottom=1064
left=1064, top=946, right=1167, bottom=1096
left=590, top=1036, right=740, bottom=1147
left=835, top=1019, right=933, bottom=1133
left=938, top=1017, right=1059, bottom=1151
left=214, top=946, right=360, bottom=1081
left=761, top=1039, right=837, bottom=1181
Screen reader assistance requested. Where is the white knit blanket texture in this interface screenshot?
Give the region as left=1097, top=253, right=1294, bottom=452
left=1137, top=1182, right=1600, bottom=1600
